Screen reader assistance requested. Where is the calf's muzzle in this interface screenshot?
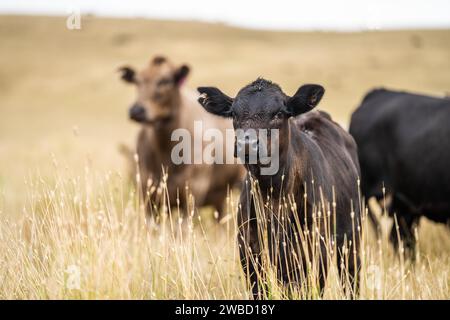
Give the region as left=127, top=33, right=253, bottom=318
left=234, top=131, right=259, bottom=161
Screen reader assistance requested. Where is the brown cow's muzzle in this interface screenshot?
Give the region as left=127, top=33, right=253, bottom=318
left=129, top=104, right=147, bottom=123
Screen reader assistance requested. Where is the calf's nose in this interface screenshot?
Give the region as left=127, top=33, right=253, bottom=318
left=129, top=104, right=146, bottom=122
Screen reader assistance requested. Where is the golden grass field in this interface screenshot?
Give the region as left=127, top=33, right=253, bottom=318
left=0, top=15, right=449, bottom=299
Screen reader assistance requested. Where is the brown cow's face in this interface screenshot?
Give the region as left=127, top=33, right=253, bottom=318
left=119, top=56, right=190, bottom=125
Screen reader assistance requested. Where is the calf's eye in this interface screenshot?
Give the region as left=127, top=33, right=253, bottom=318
left=274, top=111, right=284, bottom=119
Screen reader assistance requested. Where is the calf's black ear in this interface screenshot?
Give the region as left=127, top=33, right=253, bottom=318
left=174, top=64, right=190, bottom=86
left=286, top=84, right=324, bottom=117
left=197, top=87, right=234, bottom=118
left=118, top=66, right=136, bottom=84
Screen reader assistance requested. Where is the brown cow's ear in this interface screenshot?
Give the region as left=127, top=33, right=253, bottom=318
left=174, top=65, right=190, bottom=86
left=197, top=87, right=234, bottom=118
left=286, top=84, right=324, bottom=117
left=118, top=66, right=136, bottom=84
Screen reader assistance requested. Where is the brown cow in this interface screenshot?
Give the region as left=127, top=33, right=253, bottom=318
left=119, top=56, right=243, bottom=219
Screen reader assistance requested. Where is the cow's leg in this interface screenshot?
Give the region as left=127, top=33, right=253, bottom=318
left=359, top=169, right=383, bottom=238
left=237, top=186, right=265, bottom=299
left=292, top=242, right=329, bottom=298
left=335, top=245, right=360, bottom=299
left=317, top=247, right=329, bottom=297
left=238, top=235, right=264, bottom=299
left=331, top=227, right=361, bottom=299
left=204, top=184, right=228, bottom=221
left=367, top=194, right=383, bottom=238
left=237, top=216, right=264, bottom=299
left=367, top=208, right=381, bottom=238
left=389, top=195, right=419, bottom=259
left=138, top=170, right=154, bottom=219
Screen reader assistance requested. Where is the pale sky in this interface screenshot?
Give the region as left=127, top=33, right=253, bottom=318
left=1, top=0, right=450, bottom=31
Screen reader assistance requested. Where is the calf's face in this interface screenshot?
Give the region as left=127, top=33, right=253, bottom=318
left=198, top=78, right=324, bottom=163
left=119, top=56, right=190, bottom=125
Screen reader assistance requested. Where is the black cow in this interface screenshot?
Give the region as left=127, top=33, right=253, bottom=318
left=349, top=88, right=450, bottom=257
left=198, top=78, right=361, bottom=299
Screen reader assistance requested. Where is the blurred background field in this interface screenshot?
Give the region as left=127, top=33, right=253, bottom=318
left=0, top=15, right=449, bottom=299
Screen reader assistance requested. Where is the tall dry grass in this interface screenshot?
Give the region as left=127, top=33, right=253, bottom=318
left=0, top=158, right=448, bottom=299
